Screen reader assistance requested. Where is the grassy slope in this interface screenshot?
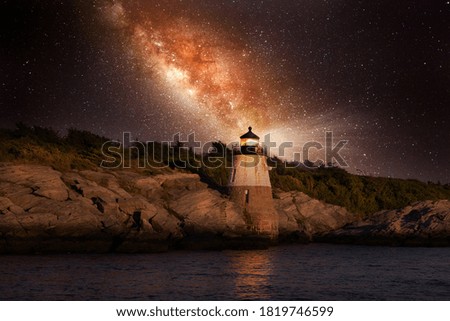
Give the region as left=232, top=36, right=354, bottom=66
left=1, top=124, right=449, bottom=216
left=0, top=125, right=105, bottom=171
left=269, top=165, right=450, bottom=216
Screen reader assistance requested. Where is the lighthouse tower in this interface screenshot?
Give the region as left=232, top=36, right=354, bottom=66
left=229, top=127, right=278, bottom=239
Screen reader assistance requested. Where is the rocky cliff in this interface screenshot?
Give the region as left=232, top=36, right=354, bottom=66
left=0, top=164, right=253, bottom=253
left=0, top=163, right=448, bottom=253
left=318, top=200, right=450, bottom=246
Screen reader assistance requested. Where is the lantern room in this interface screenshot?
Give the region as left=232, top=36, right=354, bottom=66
left=240, top=126, right=261, bottom=154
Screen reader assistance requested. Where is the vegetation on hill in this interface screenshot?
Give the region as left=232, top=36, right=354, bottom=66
left=0, top=124, right=107, bottom=171
left=0, top=124, right=449, bottom=216
left=269, top=164, right=450, bottom=216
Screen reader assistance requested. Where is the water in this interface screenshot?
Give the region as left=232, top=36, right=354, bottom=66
left=0, top=244, right=449, bottom=300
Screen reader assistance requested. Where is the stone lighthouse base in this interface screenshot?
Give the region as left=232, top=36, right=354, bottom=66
left=229, top=185, right=279, bottom=240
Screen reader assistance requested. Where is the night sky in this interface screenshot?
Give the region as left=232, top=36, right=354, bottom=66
left=1, top=0, right=449, bottom=182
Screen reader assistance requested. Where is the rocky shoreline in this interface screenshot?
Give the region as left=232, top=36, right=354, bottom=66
left=0, top=164, right=449, bottom=253
left=317, top=199, right=450, bottom=246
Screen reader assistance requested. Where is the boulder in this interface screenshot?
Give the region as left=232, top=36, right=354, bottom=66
left=78, top=170, right=132, bottom=199
left=133, top=176, right=164, bottom=202
left=275, top=191, right=355, bottom=240
left=0, top=197, right=14, bottom=213
left=0, top=165, right=68, bottom=201
left=320, top=200, right=450, bottom=246
left=163, top=174, right=249, bottom=237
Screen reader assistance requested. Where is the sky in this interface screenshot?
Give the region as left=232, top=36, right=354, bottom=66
left=1, top=0, right=449, bottom=182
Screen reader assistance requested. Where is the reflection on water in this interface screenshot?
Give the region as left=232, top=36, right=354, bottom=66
left=228, top=250, right=273, bottom=300
left=0, top=244, right=450, bottom=300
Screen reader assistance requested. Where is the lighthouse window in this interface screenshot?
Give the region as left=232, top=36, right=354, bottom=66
left=245, top=189, right=249, bottom=203
left=232, top=169, right=236, bottom=182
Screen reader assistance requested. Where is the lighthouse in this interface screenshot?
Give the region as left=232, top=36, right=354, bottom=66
left=229, top=127, right=279, bottom=239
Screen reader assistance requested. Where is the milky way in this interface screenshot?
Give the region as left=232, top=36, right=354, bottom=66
left=1, top=0, right=449, bottom=182
left=98, top=1, right=306, bottom=144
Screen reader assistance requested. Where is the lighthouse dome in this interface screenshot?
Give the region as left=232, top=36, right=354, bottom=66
left=240, top=126, right=259, bottom=140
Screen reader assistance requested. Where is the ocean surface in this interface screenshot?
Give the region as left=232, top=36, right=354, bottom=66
left=1, top=244, right=449, bottom=300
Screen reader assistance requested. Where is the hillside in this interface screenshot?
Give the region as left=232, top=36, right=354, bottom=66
left=1, top=124, right=449, bottom=217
